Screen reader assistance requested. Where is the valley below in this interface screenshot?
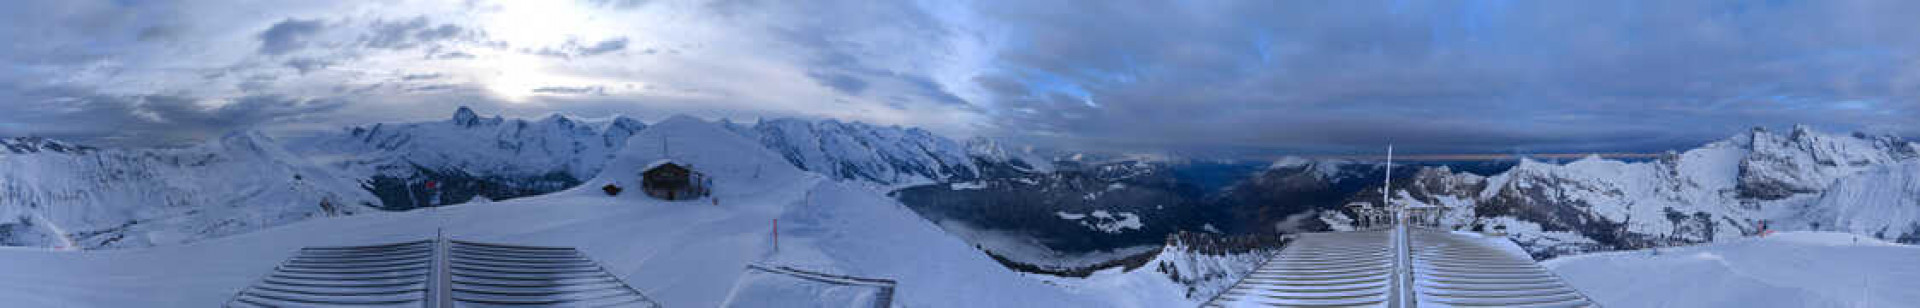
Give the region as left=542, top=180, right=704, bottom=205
left=2, top=108, right=1918, bottom=307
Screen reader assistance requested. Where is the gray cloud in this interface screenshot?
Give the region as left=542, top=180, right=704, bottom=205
left=530, top=37, right=630, bottom=59
left=136, top=25, right=181, bottom=42
left=9, top=0, right=1919, bottom=157
left=577, top=37, right=627, bottom=56
left=956, top=0, right=1920, bottom=154
left=0, top=86, right=347, bottom=147
left=257, top=18, right=325, bottom=55
left=806, top=71, right=868, bottom=95
left=363, top=16, right=471, bottom=50
left=399, top=73, right=444, bottom=81
left=741, top=1, right=976, bottom=108
left=433, top=51, right=476, bottom=60
left=532, top=85, right=608, bottom=95
left=582, top=0, right=650, bottom=10
left=284, top=57, right=333, bottom=74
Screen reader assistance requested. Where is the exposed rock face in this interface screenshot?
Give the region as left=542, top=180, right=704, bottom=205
left=1737, top=126, right=1916, bottom=200
left=1, top=137, right=95, bottom=154
left=1154, top=231, right=1285, bottom=300
left=1360, top=126, right=1920, bottom=259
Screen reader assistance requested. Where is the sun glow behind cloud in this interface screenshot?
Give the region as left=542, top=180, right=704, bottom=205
left=482, top=51, right=570, bottom=101
left=480, top=1, right=614, bottom=48
left=473, top=1, right=625, bottom=101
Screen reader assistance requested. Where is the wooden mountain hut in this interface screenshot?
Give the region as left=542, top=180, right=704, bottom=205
left=641, top=159, right=710, bottom=201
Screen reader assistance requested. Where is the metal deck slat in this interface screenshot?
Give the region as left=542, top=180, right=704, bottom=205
left=227, top=238, right=659, bottom=308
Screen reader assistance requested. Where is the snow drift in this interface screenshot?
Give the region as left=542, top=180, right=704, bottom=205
left=1546, top=232, right=1920, bottom=307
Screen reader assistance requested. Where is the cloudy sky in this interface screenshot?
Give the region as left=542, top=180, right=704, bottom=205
left=3, top=0, right=1918, bottom=156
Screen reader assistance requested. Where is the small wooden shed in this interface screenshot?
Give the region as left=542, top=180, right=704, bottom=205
left=641, top=159, right=709, bottom=201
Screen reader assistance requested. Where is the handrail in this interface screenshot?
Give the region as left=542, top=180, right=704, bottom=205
left=744, top=264, right=895, bottom=308
left=746, top=264, right=898, bottom=287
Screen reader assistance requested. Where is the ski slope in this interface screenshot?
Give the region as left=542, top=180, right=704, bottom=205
left=0, top=115, right=1191, bottom=307
left=1545, top=232, right=1920, bottom=307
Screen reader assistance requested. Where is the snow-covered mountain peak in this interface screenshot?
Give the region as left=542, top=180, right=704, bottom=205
left=583, top=114, right=809, bottom=212
left=1795, top=162, right=1920, bottom=243
left=451, top=106, right=482, bottom=126
left=1737, top=124, right=1913, bottom=199
left=213, top=130, right=284, bottom=154
left=287, top=107, right=653, bottom=210
left=0, top=137, right=95, bottom=155
left=655, top=114, right=709, bottom=127
left=537, top=113, right=582, bottom=128
left=1, top=131, right=377, bottom=249
left=966, top=137, right=1054, bottom=172
left=1265, top=156, right=1364, bottom=180
left=601, top=116, right=648, bottom=148
left=312, top=107, right=637, bottom=177
left=730, top=116, right=978, bottom=186
left=1373, top=124, right=1920, bottom=257
left=1267, top=156, right=1313, bottom=169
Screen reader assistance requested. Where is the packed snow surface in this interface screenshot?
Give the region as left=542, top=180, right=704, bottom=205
left=1545, top=232, right=1920, bottom=307
left=0, top=116, right=1192, bottom=307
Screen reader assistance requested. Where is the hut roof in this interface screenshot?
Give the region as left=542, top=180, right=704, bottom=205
left=643, top=159, right=681, bottom=171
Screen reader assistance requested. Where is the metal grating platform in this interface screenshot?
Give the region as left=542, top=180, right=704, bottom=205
left=1408, top=229, right=1593, bottom=307
left=1202, top=228, right=1597, bottom=308
left=447, top=240, right=657, bottom=307
left=1205, top=230, right=1396, bottom=307
left=229, top=240, right=435, bottom=307
left=227, top=237, right=658, bottom=307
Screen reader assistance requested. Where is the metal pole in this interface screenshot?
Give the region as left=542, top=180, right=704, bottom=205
left=432, top=228, right=452, bottom=308
left=1387, top=144, right=1415, bottom=308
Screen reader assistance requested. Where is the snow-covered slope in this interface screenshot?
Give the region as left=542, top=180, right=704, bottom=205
left=727, top=118, right=978, bottom=187
left=1738, top=126, right=1919, bottom=199
left=0, top=132, right=376, bottom=249
left=1366, top=126, right=1920, bottom=258
left=0, top=115, right=1198, bottom=307
left=1790, top=162, right=1920, bottom=242
left=1545, top=232, right=1920, bottom=307
left=290, top=106, right=646, bottom=209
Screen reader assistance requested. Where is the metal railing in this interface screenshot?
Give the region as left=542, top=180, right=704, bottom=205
left=227, top=238, right=658, bottom=307
left=744, top=264, right=897, bottom=308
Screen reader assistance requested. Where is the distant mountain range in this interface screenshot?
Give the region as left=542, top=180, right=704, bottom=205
left=5, top=106, right=1918, bottom=269
left=1389, top=125, right=1920, bottom=258
left=0, top=132, right=376, bottom=249
left=0, top=107, right=1047, bottom=249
